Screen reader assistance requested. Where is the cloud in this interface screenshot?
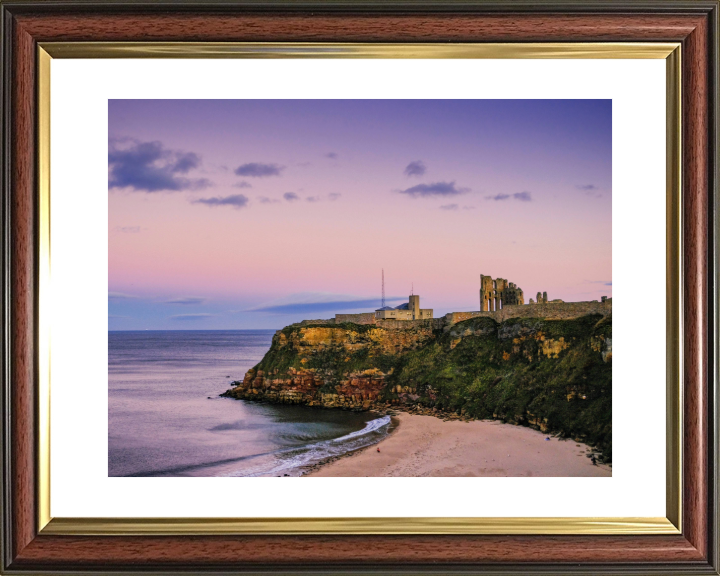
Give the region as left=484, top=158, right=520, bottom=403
left=325, top=152, right=338, bottom=160
left=247, top=292, right=405, bottom=315
left=192, top=194, right=249, bottom=209
left=234, top=163, right=284, bottom=177
left=404, top=160, right=427, bottom=177
left=398, top=181, right=470, bottom=198
left=588, top=280, right=613, bottom=286
left=328, top=193, right=341, bottom=201
left=485, top=191, right=533, bottom=202
left=233, top=181, right=252, bottom=189
left=439, top=204, right=458, bottom=211
left=576, top=184, right=603, bottom=198
left=108, top=139, right=211, bottom=192
left=283, top=192, right=300, bottom=202
left=170, top=313, right=215, bottom=321
left=257, top=196, right=280, bottom=204
left=463, top=205, right=476, bottom=210
left=108, top=292, right=138, bottom=299
left=164, top=297, right=206, bottom=305
left=115, top=226, right=142, bottom=233
left=306, top=196, right=321, bottom=203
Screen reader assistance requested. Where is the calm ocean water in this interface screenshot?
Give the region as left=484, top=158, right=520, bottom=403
left=108, top=330, right=390, bottom=477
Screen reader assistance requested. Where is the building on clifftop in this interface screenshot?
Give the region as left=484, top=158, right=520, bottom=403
left=375, top=294, right=433, bottom=320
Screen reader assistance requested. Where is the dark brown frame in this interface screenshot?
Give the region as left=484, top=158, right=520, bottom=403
left=1, top=1, right=718, bottom=573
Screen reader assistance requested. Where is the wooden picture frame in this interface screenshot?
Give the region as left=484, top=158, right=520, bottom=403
left=1, top=1, right=717, bottom=573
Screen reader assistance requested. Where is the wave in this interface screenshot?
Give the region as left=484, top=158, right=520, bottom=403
left=331, top=415, right=391, bottom=443
left=226, top=415, right=392, bottom=477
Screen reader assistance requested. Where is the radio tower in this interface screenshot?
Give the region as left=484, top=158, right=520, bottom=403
left=382, top=269, right=385, bottom=308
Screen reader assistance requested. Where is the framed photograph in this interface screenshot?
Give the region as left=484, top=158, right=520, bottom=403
left=1, top=1, right=717, bottom=574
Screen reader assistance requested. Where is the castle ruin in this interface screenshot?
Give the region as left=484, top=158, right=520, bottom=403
left=480, top=275, right=524, bottom=311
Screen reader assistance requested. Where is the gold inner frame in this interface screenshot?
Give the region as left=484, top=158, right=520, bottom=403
left=36, top=41, right=683, bottom=536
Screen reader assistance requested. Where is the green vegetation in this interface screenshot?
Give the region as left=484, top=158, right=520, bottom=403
left=387, top=315, right=612, bottom=461
left=250, top=315, right=612, bottom=461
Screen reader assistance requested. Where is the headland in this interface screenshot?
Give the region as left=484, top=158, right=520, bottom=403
left=223, top=289, right=613, bottom=463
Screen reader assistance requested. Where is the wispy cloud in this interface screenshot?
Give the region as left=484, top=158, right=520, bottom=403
left=398, top=181, right=470, bottom=198
left=439, top=204, right=458, bottom=211
left=169, top=313, right=215, bottom=321
left=234, top=163, right=284, bottom=177
left=325, top=152, right=338, bottom=160
left=247, top=292, right=404, bottom=315
left=463, top=205, right=476, bottom=210
left=258, top=196, right=280, bottom=204
left=233, top=181, right=252, bottom=189
left=115, top=226, right=143, bottom=233
left=108, top=139, right=211, bottom=192
left=109, top=292, right=139, bottom=300
left=164, top=297, right=207, bottom=305
left=283, top=192, right=300, bottom=202
left=306, top=196, right=321, bottom=203
left=485, top=191, right=532, bottom=202
left=192, top=194, right=249, bottom=209
left=404, top=160, right=427, bottom=177
left=576, top=184, right=602, bottom=198
left=328, top=193, right=341, bottom=201
left=587, top=280, right=613, bottom=286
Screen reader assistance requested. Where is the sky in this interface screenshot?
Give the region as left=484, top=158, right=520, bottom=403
left=108, top=99, right=612, bottom=330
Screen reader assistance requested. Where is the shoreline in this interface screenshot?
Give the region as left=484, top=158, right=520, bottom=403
left=306, top=412, right=611, bottom=477
left=300, top=415, right=401, bottom=476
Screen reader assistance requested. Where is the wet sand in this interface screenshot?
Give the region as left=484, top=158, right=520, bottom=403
left=307, top=412, right=611, bottom=477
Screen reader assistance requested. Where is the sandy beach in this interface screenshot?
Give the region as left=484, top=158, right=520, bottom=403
left=307, top=413, right=611, bottom=477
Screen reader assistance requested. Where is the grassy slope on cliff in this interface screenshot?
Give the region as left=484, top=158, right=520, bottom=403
left=387, top=315, right=612, bottom=460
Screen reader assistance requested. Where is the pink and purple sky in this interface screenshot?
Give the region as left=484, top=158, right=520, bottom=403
left=109, top=99, right=611, bottom=330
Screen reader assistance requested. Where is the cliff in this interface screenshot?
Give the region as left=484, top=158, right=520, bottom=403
left=223, top=313, right=612, bottom=460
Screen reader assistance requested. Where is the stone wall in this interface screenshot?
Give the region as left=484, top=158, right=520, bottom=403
left=334, top=312, right=376, bottom=325
left=298, top=317, right=444, bottom=330
left=445, top=299, right=612, bottom=326
left=376, top=318, right=445, bottom=331
left=299, top=318, right=336, bottom=326
left=299, top=300, right=612, bottom=330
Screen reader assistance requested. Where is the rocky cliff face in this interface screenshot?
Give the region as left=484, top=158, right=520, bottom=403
left=223, top=314, right=612, bottom=459
left=224, top=323, right=434, bottom=409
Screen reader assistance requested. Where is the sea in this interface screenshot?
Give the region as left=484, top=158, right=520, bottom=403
left=108, top=330, right=391, bottom=477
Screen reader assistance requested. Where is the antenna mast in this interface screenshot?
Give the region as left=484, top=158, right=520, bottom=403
left=382, top=269, right=385, bottom=308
